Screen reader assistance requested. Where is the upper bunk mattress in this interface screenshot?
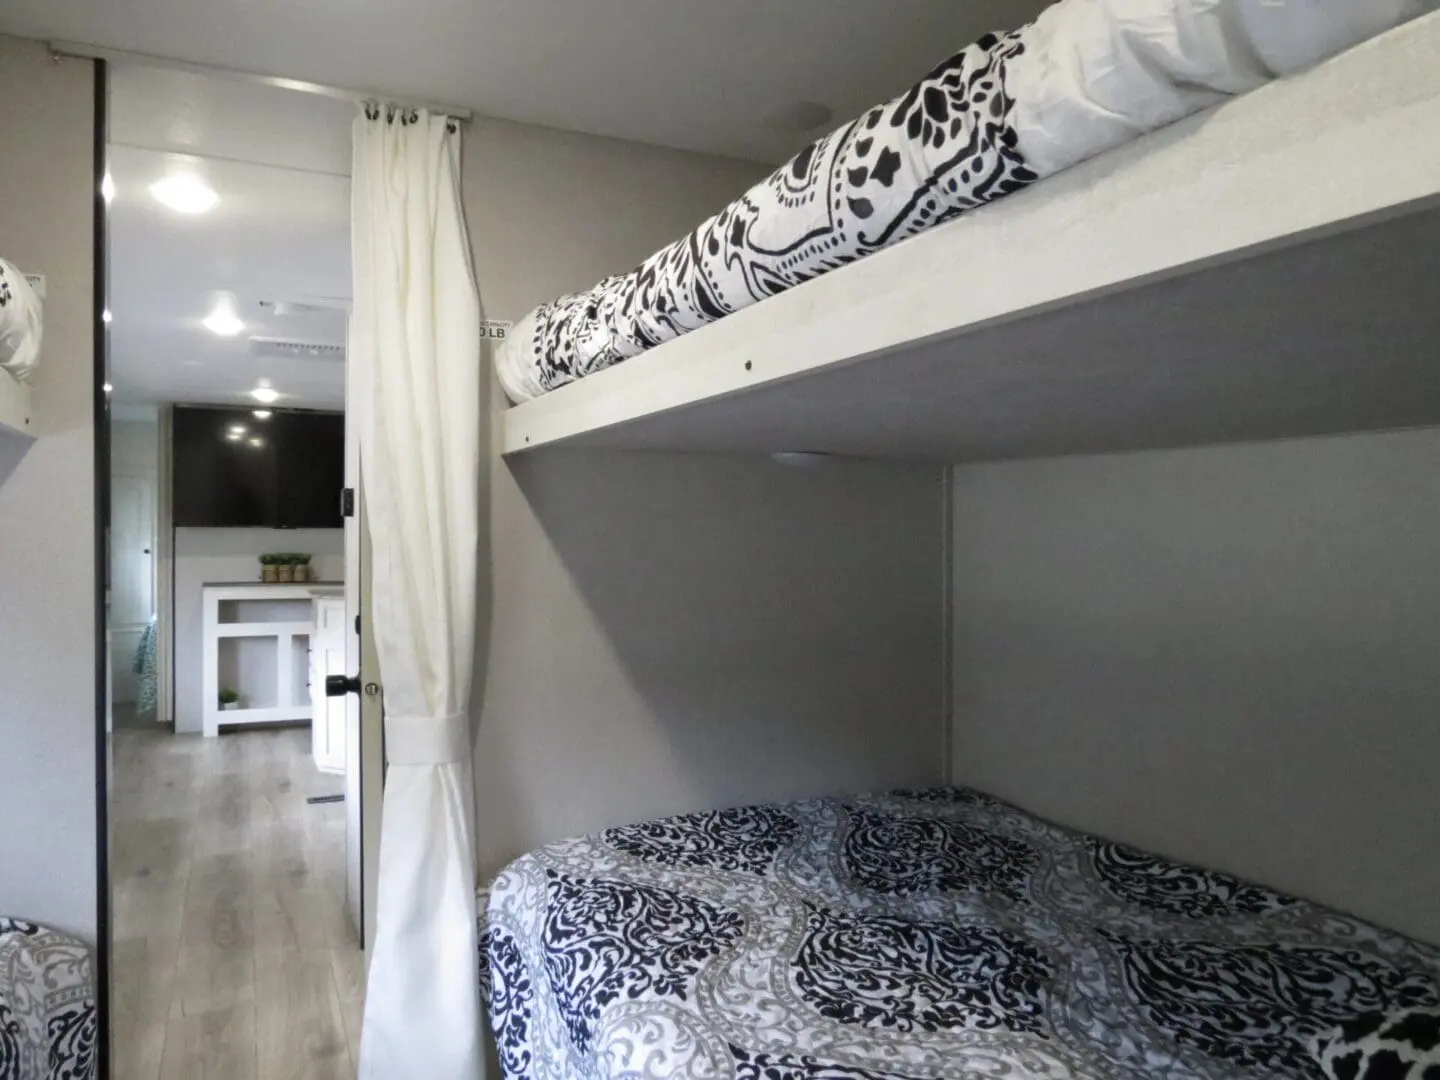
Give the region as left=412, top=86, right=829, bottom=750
left=483, top=787, right=1440, bottom=1080
left=495, top=0, right=1434, bottom=404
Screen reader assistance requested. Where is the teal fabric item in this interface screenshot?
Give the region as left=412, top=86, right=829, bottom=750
left=132, top=617, right=158, bottom=720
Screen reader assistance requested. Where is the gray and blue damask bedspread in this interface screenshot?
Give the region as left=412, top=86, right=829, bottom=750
left=482, top=788, right=1440, bottom=1079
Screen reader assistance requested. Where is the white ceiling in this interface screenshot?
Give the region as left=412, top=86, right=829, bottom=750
left=107, top=66, right=353, bottom=409
left=1, top=0, right=1051, bottom=164
left=112, top=63, right=355, bottom=176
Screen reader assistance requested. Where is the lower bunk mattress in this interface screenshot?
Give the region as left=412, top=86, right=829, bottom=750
left=482, top=787, right=1440, bottom=1080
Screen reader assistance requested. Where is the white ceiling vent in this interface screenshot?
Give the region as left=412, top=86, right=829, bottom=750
left=249, top=336, right=346, bottom=361
left=259, top=297, right=352, bottom=316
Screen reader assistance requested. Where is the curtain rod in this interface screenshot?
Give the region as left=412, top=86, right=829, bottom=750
left=50, top=40, right=474, bottom=121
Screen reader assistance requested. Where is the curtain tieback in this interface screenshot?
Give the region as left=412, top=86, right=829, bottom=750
left=385, top=713, right=471, bottom=766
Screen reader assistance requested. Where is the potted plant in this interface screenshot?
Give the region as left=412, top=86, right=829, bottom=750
left=276, top=553, right=295, bottom=583
left=219, top=687, right=241, bottom=711
left=293, top=553, right=313, bottom=583
left=259, top=553, right=280, bottom=583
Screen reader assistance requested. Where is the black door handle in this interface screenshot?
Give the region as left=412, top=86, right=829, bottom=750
left=326, top=674, right=362, bottom=697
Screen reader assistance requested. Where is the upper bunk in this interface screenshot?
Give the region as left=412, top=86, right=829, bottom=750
left=500, top=9, right=1440, bottom=463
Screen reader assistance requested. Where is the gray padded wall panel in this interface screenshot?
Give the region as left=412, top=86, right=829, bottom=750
left=950, top=429, right=1440, bottom=944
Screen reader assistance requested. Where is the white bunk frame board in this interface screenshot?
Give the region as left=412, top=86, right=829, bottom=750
left=0, top=367, right=35, bottom=482
left=0, top=367, right=31, bottom=435
left=501, top=14, right=1440, bottom=462
left=201, top=583, right=316, bottom=738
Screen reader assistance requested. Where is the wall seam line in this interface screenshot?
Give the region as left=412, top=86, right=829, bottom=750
left=941, top=463, right=955, bottom=786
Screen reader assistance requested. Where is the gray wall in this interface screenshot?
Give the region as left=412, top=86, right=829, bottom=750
left=950, top=428, right=1440, bottom=944
left=111, top=417, right=158, bottom=476
left=172, top=527, right=344, bottom=732
left=0, top=36, right=97, bottom=938
left=462, top=119, right=948, bottom=875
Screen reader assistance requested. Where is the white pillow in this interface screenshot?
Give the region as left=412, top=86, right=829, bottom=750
left=0, top=257, right=44, bottom=381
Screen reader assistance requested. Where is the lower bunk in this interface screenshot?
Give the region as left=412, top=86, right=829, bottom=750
left=480, top=788, right=1440, bottom=1080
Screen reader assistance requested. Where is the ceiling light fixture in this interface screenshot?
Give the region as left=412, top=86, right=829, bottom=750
left=252, top=410, right=273, bottom=420
left=249, top=437, right=265, bottom=448
left=102, top=382, right=113, bottom=394
left=101, top=173, right=116, bottom=204
left=228, top=424, right=248, bottom=435
left=203, top=299, right=245, bottom=337
left=150, top=173, right=219, bottom=214
left=250, top=387, right=281, bottom=405
left=102, top=309, right=112, bottom=324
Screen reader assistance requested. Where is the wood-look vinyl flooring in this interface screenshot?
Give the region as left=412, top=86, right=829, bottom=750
left=111, top=727, right=364, bottom=1079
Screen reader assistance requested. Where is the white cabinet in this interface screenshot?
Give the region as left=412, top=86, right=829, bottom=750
left=201, top=584, right=315, bottom=738
left=310, top=595, right=347, bottom=775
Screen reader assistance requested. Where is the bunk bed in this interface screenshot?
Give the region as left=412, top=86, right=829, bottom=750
left=480, top=3, right=1440, bottom=1079
left=482, top=787, right=1440, bottom=1080
left=0, top=257, right=40, bottom=484
left=498, top=3, right=1440, bottom=462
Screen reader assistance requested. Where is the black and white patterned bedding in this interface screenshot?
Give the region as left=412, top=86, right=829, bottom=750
left=0, top=919, right=96, bottom=1080
left=495, top=0, right=1430, bottom=402
left=494, top=28, right=1032, bottom=402
left=483, top=788, right=1440, bottom=1080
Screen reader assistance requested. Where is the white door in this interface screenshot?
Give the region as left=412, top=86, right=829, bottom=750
left=110, top=476, right=155, bottom=706
left=344, top=361, right=383, bottom=950
left=311, top=598, right=348, bottom=773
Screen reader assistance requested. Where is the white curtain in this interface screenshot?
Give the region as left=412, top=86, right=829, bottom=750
left=351, top=106, right=484, bottom=1080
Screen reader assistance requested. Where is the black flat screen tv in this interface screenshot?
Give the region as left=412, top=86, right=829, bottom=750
left=173, top=406, right=344, bottom=529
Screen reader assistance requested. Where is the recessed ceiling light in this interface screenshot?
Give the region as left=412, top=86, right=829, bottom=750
left=228, top=423, right=248, bottom=435
left=102, top=382, right=113, bottom=394
left=249, top=437, right=265, bottom=448
left=251, top=387, right=281, bottom=405
left=252, top=410, right=273, bottom=420
left=150, top=173, right=219, bottom=215
left=101, top=173, right=115, bottom=204
left=102, top=309, right=112, bottom=324
left=203, top=299, right=245, bottom=337
left=226, top=431, right=243, bottom=442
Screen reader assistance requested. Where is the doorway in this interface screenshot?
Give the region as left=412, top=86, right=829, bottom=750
left=107, top=414, right=157, bottom=733
left=101, top=58, right=376, bottom=1078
